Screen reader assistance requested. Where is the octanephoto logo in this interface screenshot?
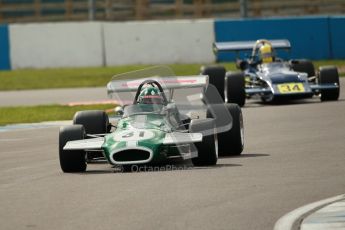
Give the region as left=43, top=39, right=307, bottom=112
left=123, top=164, right=193, bottom=172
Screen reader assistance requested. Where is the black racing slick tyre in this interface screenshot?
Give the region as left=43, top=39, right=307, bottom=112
left=290, top=59, right=315, bottom=78
left=225, top=72, right=246, bottom=107
left=200, top=65, right=226, bottom=101
left=189, top=119, right=217, bottom=166
left=318, top=66, right=340, bottom=101
left=59, top=125, right=86, bottom=173
left=73, top=110, right=109, bottom=134
left=207, top=104, right=244, bottom=156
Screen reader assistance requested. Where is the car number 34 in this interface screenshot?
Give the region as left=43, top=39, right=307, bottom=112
left=277, top=83, right=305, bottom=93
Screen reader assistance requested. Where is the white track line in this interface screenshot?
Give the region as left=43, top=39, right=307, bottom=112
left=273, top=194, right=345, bottom=230
left=301, top=200, right=345, bottom=230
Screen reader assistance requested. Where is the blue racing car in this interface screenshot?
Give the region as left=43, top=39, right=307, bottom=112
left=201, top=39, right=340, bottom=106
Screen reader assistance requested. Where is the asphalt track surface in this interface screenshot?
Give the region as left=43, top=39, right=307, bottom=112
left=1, top=80, right=345, bottom=230
left=0, top=87, right=107, bottom=106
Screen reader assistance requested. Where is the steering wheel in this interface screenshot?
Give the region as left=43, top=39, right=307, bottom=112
left=133, top=79, right=169, bottom=105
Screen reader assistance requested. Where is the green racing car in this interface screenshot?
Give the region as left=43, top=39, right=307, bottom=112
left=59, top=67, right=244, bottom=172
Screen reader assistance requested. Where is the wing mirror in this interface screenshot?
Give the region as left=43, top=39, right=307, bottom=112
left=114, top=106, right=124, bottom=116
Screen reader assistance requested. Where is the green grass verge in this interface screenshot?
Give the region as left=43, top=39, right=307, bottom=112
left=0, top=104, right=115, bottom=126
left=0, top=61, right=343, bottom=91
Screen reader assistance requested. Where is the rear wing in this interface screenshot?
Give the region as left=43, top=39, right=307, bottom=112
left=213, top=39, right=291, bottom=53
left=107, top=75, right=208, bottom=95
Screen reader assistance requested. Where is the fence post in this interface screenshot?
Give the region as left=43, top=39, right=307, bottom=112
left=65, top=0, right=73, bottom=19
left=193, top=0, right=203, bottom=18
left=105, top=0, right=112, bottom=20
left=34, top=0, right=41, bottom=21
left=135, top=0, right=148, bottom=20
left=252, top=0, right=261, bottom=17
left=175, top=0, right=183, bottom=18
left=239, top=0, right=248, bottom=18
left=0, top=0, right=3, bottom=22
left=88, top=0, right=95, bottom=21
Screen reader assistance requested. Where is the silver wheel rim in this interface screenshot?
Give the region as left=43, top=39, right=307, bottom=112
left=214, top=128, right=218, bottom=159
left=239, top=111, right=244, bottom=148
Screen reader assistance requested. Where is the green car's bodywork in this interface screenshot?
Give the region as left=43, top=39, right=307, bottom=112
left=63, top=103, right=202, bottom=166
left=102, top=104, right=186, bottom=165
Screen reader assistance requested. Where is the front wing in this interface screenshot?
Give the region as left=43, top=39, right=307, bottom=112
left=63, top=132, right=203, bottom=151
left=245, top=82, right=339, bottom=97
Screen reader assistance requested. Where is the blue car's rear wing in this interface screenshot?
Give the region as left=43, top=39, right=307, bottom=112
left=213, top=39, right=291, bottom=53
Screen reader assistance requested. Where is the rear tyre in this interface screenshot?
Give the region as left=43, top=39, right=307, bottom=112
left=59, top=125, right=86, bottom=172
left=225, top=72, right=246, bottom=107
left=207, top=104, right=244, bottom=156
left=189, top=119, right=217, bottom=166
left=200, top=65, right=226, bottom=101
left=290, top=59, right=315, bottom=78
left=73, top=110, right=109, bottom=134
left=318, top=66, right=340, bottom=101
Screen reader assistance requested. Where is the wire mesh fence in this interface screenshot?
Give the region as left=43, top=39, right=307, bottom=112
left=0, top=0, right=344, bottom=23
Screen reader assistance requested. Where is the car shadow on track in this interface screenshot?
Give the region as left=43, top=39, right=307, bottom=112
left=220, top=153, right=269, bottom=159
left=72, top=154, right=268, bottom=174
left=244, top=98, right=345, bottom=109
left=206, top=163, right=242, bottom=168
left=243, top=98, right=341, bottom=108
left=78, top=169, right=116, bottom=174
left=192, top=163, right=242, bottom=169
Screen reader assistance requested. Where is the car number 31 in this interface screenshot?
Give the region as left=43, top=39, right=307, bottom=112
left=113, top=130, right=155, bottom=141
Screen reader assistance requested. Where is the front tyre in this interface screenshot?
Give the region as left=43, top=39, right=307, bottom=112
left=207, top=104, right=244, bottom=156
left=59, top=125, right=86, bottom=172
left=189, top=119, right=217, bottom=166
left=318, top=66, right=340, bottom=101
left=225, top=72, right=246, bottom=107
